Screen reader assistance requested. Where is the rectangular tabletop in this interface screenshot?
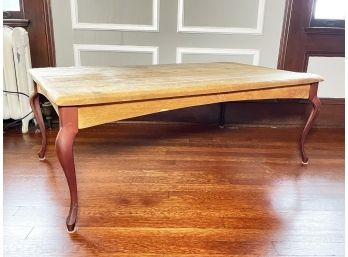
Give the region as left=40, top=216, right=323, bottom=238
left=30, top=62, right=323, bottom=106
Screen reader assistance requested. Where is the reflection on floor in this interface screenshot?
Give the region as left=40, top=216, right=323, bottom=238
left=4, top=123, right=344, bottom=257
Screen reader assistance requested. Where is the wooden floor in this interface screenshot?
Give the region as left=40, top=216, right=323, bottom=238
left=4, top=123, right=344, bottom=257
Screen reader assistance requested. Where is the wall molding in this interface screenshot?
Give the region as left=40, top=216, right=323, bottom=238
left=177, top=0, right=265, bottom=34
left=73, top=44, right=159, bottom=66
left=176, top=47, right=260, bottom=65
left=70, top=0, right=160, bottom=31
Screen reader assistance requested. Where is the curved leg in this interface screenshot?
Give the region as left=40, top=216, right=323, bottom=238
left=300, top=83, right=321, bottom=165
left=29, top=85, right=47, bottom=160
left=55, top=107, right=79, bottom=233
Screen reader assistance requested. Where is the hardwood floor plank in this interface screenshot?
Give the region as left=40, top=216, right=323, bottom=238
left=3, top=124, right=344, bottom=256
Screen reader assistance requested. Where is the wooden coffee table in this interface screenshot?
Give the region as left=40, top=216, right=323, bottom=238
left=29, top=62, right=323, bottom=232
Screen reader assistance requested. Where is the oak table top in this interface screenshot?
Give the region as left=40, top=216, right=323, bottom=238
left=30, top=62, right=323, bottom=106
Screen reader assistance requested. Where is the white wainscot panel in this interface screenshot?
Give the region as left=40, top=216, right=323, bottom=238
left=176, top=48, right=260, bottom=65
left=177, top=0, right=265, bottom=34
left=73, top=44, right=159, bottom=66
left=307, top=57, right=345, bottom=98
left=71, top=0, right=159, bottom=31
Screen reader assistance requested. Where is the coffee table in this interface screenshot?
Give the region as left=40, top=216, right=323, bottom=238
left=29, top=62, right=323, bottom=232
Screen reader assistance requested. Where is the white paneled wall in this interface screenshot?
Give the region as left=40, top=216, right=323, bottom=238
left=51, top=0, right=286, bottom=68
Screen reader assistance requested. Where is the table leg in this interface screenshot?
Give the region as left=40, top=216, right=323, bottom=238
left=55, top=107, right=79, bottom=233
left=300, top=83, right=321, bottom=165
left=29, top=84, right=47, bottom=160
left=219, top=103, right=226, bottom=128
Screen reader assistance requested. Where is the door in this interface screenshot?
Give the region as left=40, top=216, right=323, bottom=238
left=52, top=0, right=285, bottom=68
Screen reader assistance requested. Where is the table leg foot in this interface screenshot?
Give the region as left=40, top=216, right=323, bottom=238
left=29, top=84, right=47, bottom=160
left=55, top=107, right=79, bottom=232
left=301, top=160, right=309, bottom=165
left=67, top=218, right=78, bottom=233
left=39, top=156, right=46, bottom=161
left=300, top=83, right=321, bottom=164
left=67, top=228, right=77, bottom=234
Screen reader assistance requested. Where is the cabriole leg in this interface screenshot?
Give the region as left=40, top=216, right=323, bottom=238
left=29, top=84, right=47, bottom=160
left=55, top=107, right=79, bottom=233
left=300, top=83, right=321, bottom=165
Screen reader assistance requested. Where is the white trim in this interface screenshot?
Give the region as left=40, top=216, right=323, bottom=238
left=70, top=0, right=160, bottom=31
left=73, top=44, right=159, bottom=66
left=177, top=0, right=265, bottom=35
left=176, top=47, right=260, bottom=65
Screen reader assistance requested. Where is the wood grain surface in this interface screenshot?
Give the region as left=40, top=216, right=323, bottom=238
left=78, top=85, right=310, bottom=129
left=4, top=123, right=344, bottom=257
left=30, top=63, right=323, bottom=106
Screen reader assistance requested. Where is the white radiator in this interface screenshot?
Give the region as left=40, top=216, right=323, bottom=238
left=3, top=26, right=35, bottom=133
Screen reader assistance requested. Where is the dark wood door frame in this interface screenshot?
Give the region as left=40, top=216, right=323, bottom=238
left=3, top=0, right=56, bottom=68
left=277, top=0, right=345, bottom=72
left=276, top=0, right=345, bottom=129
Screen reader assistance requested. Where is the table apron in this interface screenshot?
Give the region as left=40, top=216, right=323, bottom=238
left=76, top=84, right=310, bottom=129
